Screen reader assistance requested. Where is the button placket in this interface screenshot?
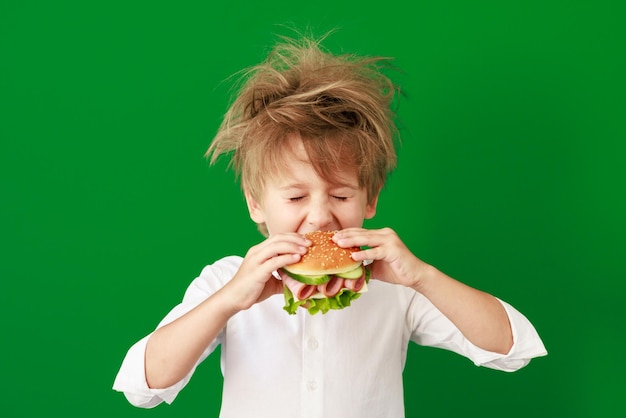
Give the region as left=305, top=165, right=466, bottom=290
left=301, top=313, right=325, bottom=417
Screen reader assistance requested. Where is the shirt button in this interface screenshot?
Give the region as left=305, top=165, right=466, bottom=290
left=308, top=337, right=319, bottom=350
left=307, top=380, right=318, bottom=391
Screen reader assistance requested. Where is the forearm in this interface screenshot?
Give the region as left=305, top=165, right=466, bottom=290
left=145, top=287, right=238, bottom=388
left=413, top=265, right=513, bottom=354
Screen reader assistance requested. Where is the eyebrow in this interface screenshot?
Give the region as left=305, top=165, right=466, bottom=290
left=278, top=181, right=359, bottom=191
left=277, top=183, right=309, bottom=191
left=330, top=182, right=360, bottom=190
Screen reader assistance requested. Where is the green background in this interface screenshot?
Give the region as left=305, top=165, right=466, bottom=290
left=2, top=0, right=624, bottom=417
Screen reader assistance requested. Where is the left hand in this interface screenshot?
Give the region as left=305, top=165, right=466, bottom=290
left=333, top=227, right=430, bottom=289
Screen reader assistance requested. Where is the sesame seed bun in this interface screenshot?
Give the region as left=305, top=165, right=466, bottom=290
left=283, top=230, right=362, bottom=276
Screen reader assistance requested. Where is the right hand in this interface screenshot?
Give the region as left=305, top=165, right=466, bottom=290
left=220, top=233, right=311, bottom=313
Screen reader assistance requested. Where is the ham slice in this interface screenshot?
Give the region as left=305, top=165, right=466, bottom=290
left=317, top=276, right=345, bottom=297
left=343, top=269, right=366, bottom=292
left=279, top=268, right=367, bottom=303
left=343, top=276, right=366, bottom=292
left=279, top=270, right=317, bottom=300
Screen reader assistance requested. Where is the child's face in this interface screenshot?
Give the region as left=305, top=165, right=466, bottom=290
left=245, top=139, right=378, bottom=236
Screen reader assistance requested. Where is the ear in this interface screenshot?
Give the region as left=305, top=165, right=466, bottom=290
left=244, top=189, right=266, bottom=224
left=364, top=189, right=381, bottom=219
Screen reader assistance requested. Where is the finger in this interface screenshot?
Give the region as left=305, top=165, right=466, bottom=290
left=337, top=227, right=399, bottom=249
left=332, top=227, right=365, bottom=241
left=350, top=247, right=382, bottom=262
left=240, top=251, right=303, bottom=284
left=263, top=253, right=303, bottom=274
left=272, top=232, right=312, bottom=246
left=249, top=235, right=309, bottom=259
left=259, top=234, right=311, bottom=254
left=333, top=229, right=381, bottom=249
left=262, top=240, right=309, bottom=260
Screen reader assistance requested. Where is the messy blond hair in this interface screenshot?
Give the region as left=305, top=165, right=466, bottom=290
left=206, top=34, right=400, bottom=214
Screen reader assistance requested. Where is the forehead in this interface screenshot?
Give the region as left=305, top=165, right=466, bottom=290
left=270, top=162, right=360, bottom=191
left=266, top=150, right=359, bottom=188
left=264, top=136, right=359, bottom=188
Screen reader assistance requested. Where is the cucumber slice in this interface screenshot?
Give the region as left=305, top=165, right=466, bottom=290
left=282, top=270, right=331, bottom=285
left=336, top=266, right=363, bottom=279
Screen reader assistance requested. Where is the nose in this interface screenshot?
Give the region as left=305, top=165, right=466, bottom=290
left=306, top=199, right=334, bottom=230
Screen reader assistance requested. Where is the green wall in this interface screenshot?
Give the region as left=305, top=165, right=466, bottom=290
left=2, top=1, right=624, bottom=417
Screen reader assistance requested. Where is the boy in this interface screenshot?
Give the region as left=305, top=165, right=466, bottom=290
left=113, top=35, right=547, bottom=417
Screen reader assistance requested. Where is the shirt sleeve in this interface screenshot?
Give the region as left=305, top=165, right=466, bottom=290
left=409, top=294, right=547, bottom=372
left=112, top=334, right=194, bottom=407
left=112, top=256, right=241, bottom=407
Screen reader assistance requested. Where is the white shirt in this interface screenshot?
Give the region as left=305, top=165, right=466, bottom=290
left=113, top=256, right=547, bottom=418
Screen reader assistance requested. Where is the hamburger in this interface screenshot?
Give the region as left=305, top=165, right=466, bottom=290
left=279, top=230, right=370, bottom=315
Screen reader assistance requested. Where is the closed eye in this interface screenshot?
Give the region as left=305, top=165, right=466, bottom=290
left=289, top=196, right=305, bottom=202
left=332, top=196, right=348, bottom=201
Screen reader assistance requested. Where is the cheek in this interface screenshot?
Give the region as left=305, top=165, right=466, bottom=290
left=265, top=205, right=302, bottom=230
left=336, top=203, right=368, bottom=225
